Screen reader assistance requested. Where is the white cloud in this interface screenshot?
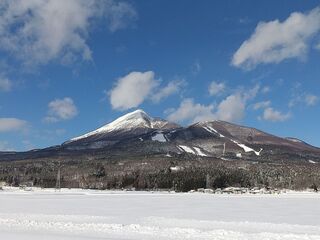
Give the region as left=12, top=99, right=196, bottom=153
left=242, top=84, right=260, bottom=101
left=0, top=77, right=11, bottom=91
left=215, top=94, right=245, bottom=122
left=151, top=80, right=185, bottom=103
left=232, top=7, right=320, bottom=69
left=167, top=98, right=215, bottom=123
left=110, top=71, right=159, bottom=110
left=109, top=71, right=184, bottom=110
left=0, top=0, right=137, bottom=65
left=305, top=94, right=318, bottom=106
left=191, top=60, right=201, bottom=75
left=289, top=90, right=319, bottom=107
left=253, top=100, right=271, bottom=110
left=0, top=118, right=28, bottom=132
left=209, top=81, right=225, bottom=96
left=104, top=1, right=138, bottom=32
left=45, top=97, right=78, bottom=123
left=262, top=107, right=290, bottom=122
left=167, top=85, right=259, bottom=124
left=261, top=86, right=270, bottom=94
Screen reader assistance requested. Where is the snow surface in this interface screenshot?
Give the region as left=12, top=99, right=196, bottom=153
left=178, top=145, right=208, bottom=157
left=194, top=147, right=208, bottom=156
left=152, top=132, right=167, bottom=142
left=231, top=139, right=263, bottom=156
left=178, top=145, right=195, bottom=154
left=286, top=137, right=304, bottom=143
left=203, top=126, right=225, bottom=137
left=169, top=166, right=183, bottom=171
left=0, top=189, right=319, bottom=239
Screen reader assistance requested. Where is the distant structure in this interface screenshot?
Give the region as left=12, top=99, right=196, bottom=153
left=55, top=161, right=62, bottom=190
left=205, top=174, right=211, bottom=189
left=0, top=181, right=6, bottom=190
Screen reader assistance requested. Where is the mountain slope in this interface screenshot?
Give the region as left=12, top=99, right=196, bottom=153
left=0, top=109, right=319, bottom=163
left=63, top=109, right=180, bottom=150
left=68, top=109, right=178, bottom=142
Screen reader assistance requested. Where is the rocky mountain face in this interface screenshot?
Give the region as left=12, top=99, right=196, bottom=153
left=0, top=109, right=319, bottom=191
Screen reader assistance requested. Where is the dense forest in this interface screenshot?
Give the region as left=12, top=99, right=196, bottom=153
left=1, top=153, right=319, bottom=192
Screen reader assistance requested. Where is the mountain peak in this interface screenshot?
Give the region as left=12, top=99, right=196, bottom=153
left=68, top=109, right=177, bottom=142
left=106, top=109, right=152, bottom=129
left=69, top=109, right=151, bottom=142
left=130, top=109, right=147, bottom=114
left=119, top=109, right=150, bottom=120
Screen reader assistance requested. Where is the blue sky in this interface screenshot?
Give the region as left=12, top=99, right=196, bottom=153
left=0, top=0, right=319, bottom=151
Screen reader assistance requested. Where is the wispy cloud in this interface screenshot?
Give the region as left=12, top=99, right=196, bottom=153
left=304, top=94, right=318, bottom=106
left=252, top=100, right=271, bottom=110
left=151, top=80, right=185, bottom=103
left=44, top=97, right=78, bottom=123
left=261, top=107, right=291, bottom=122
left=0, top=118, right=28, bottom=132
left=289, top=83, right=319, bottom=107
left=208, top=81, right=225, bottom=96
left=0, top=77, right=11, bottom=91
left=191, top=60, right=201, bottom=75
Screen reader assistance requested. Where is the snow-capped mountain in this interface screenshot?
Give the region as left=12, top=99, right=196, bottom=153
left=1, top=109, right=319, bottom=163
left=68, top=109, right=179, bottom=142
left=51, top=109, right=319, bottom=162
left=1, top=109, right=319, bottom=191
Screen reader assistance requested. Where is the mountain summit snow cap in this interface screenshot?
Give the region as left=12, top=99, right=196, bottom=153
left=69, top=109, right=176, bottom=142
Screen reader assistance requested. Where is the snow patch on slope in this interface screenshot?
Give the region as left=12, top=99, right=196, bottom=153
left=178, top=145, right=195, bottom=154
left=286, top=137, right=304, bottom=143
left=231, top=140, right=262, bottom=156
left=152, top=132, right=167, bottom=142
left=194, top=147, right=208, bottom=156
left=178, top=145, right=208, bottom=157
left=203, top=126, right=225, bottom=137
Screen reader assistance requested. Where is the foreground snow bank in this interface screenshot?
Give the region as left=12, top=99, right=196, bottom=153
left=1, top=216, right=319, bottom=240
left=0, top=190, right=319, bottom=239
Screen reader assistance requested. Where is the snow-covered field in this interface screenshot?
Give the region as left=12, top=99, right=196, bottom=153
left=0, top=189, right=319, bottom=240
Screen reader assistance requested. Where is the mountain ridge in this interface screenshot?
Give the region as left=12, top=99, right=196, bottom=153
left=1, top=109, right=319, bottom=156
left=62, top=109, right=319, bottom=155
